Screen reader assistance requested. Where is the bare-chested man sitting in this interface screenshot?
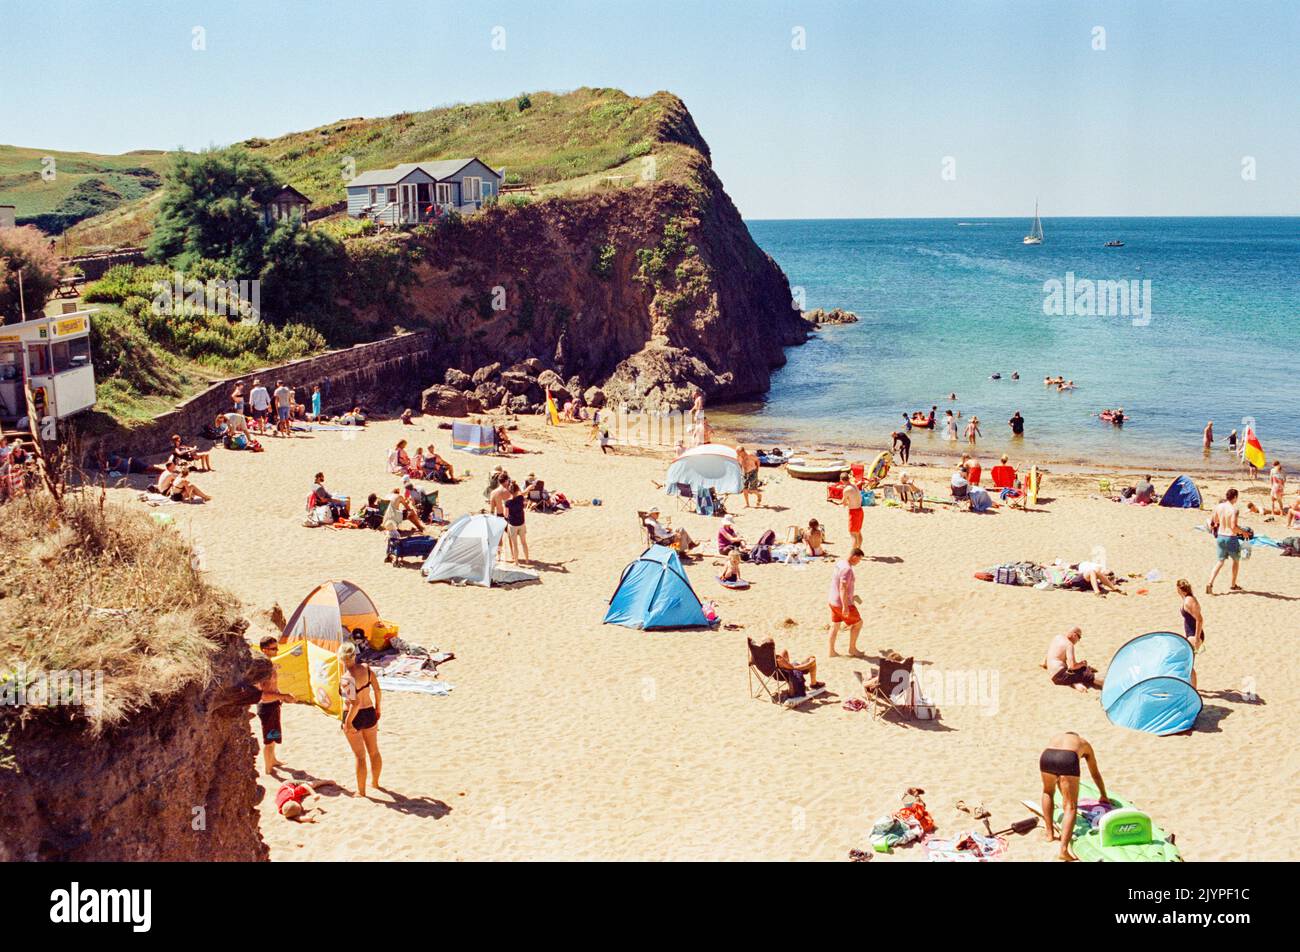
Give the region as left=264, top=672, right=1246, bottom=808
left=1042, top=627, right=1103, bottom=692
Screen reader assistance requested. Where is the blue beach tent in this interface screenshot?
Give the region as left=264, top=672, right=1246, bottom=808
left=1101, top=631, right=1202, bottom=735
left=1158, top=474, right=1202, bottom=508
left=604, top=546, right=709, bottom=630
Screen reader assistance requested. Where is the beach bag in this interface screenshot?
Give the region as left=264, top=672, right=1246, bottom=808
left=749, top=544, right=773, bottom=565
left=1279, top=537, right=1300, bottom=557
left=861, top=489, right=876, bottom=507
left=994, top=566, right=1019, bottom=585
left=303, top=504, right=334, bottom=527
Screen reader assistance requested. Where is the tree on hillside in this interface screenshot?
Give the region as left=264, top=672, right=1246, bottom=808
left=148, top=147, right=281, bottom=276
left=259, top=219, right=347, bottom=329
left=0, top=225, right=63, bottom=324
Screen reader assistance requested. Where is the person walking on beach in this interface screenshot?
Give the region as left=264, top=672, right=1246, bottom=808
left=690, top=390, right=704, bottom=424
left=738, top=446, right=763, bottom=507
left=1009, top=410, right=1025, bottom=437
left=891, top=429, right=911, bottom=463
left=338, top=641, right=382, bottom=798
left=1203, top=420, right=1214, bottom=450
left=965, top=416, right=982, bottom=445
left=310, top=385, right=322, bottom=421
left=1269, top=460, right=1286, bottom=515
left=1176, top=580, right=1204, bottom=688
left=828, top=548, right=864, bottom=657
left=1207, top=488, right=1244, bottom=595
left=231, top=382, right=245, bottom=416
left=273, top=380, right=294, bottom=437
left=248, top=378, right=271, bottom=427
left=1039, top=732, right=1109, bottom=862
left=842, top=475, right=864, bottom=551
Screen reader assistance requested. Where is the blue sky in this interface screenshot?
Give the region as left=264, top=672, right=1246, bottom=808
left=2, top=0, right=1296, bottom=218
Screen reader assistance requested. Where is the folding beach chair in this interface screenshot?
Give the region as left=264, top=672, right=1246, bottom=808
left=674, top=482, right=695, bottom=511
left=866, top=656, right=917, bottom=721
left=747, top=638, right=826, bottom=709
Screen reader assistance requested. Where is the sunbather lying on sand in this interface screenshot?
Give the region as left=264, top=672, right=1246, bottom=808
left=1077, top=560, right=1123, bottom=596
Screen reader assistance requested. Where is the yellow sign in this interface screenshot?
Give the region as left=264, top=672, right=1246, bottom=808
left=54, top=316, right=87, bottom=337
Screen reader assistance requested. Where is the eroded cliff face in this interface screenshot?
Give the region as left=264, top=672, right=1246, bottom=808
left=0, top=623, right=269, bottom=862
left=347, top=102, right=808, bottom=411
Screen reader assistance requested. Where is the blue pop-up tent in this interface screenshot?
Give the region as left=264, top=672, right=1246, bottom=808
left=604, top=546, right=709, bottom=630
left=1101, top=631, right=1202, bottom=735
left=1159, top=474, right=1202, bottom=508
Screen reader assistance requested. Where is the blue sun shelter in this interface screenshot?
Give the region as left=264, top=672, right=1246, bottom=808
left=604, top=546, right=709, bottom=630
left=1101, top=632, right=1202, bottom=735
left=1158, top=474, right=1202, bottom=508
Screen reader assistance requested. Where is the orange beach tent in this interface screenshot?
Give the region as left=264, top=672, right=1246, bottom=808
left=281, top=580, right=385, bottom=649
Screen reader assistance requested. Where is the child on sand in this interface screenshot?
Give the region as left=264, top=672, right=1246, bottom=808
left=256, top=636, right=293, bottom=773
left=720, top=551, right=744, bottom=584
left=276, top=781, right=335, bottom=822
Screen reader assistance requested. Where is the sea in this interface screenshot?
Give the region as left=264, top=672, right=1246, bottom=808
left=710, top=217, right=1299, bottom=470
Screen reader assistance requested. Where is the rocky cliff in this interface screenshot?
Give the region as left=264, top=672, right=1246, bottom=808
left=348, top=96, right=810, bottom=411
left=0, top=495, right=270, bottom=862
left=0, top=621, right=270, bottom=862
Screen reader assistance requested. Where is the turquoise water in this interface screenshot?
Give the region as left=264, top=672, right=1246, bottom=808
left=713, top=217, right=1299, bottom=468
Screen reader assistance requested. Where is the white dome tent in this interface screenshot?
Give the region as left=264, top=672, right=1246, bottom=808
left=421, top=514, right=538, bottom=587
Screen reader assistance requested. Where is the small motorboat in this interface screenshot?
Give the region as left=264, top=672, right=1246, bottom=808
left=786, top=457, right=849, bottom=481
left=1104, top=240, right=1125, bottom=247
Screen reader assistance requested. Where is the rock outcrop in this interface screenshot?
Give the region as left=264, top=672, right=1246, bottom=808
left=803, top=307, right=859, bottom=326
left=345, top=95, right=810, bottom=411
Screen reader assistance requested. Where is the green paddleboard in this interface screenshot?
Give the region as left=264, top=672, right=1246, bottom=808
left=1026, top=780, right=1182, bottom=862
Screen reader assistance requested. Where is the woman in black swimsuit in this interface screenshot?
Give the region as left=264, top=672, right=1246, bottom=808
left=503, top=480, right=530, bottom=563
left=1038, top=731, right=1109, bottom=862
left=1176, top=579, right=1203, bottom=688
left=338, top=641, right=383, bottom=797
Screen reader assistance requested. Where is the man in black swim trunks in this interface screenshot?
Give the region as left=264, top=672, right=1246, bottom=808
left=1009, top=411, right=1025, bottom=437
left=1039, top=731, right=1110, bottom=861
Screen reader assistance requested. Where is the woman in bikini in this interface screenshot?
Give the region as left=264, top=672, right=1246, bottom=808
left=1039, top=731, right=1109, bottom=862
left=338, top=641, right=383, bottom=797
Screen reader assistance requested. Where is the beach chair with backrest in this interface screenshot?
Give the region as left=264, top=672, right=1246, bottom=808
left=674, top=482, right=694, bottom=511
left=747, top=638, right=826, bottom=709
left=867, top=656, right=917, bottom=721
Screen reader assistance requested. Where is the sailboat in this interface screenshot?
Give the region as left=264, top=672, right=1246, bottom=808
left=1023, top=201, right=1044, bottom=245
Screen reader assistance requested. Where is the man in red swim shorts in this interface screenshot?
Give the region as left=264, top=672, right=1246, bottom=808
left=842, top=478, right=864, bottom=551
left=828, top=548, right=865, bottom=656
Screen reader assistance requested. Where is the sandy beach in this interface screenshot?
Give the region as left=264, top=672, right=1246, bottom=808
left=104, top=414, right=1299, bottom=861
